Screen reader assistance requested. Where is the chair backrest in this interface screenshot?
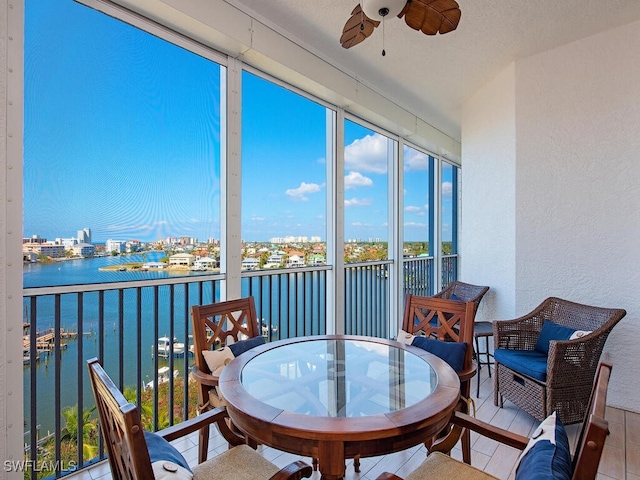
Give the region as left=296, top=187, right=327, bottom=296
left=402, top=294, right=476, bottom=395
left=537, top=297, right=626, bottom=333
left=572, top=360, right=612, bottom=479
left=191, top=296, right=261, bottom=376
left=87, top=357, right=153, bottom=480
left=432, top=281, right=489, bottom=314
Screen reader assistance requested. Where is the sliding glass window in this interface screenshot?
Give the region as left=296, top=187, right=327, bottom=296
left=241, top=71, right=329, bottom=269
left=24, top=0, right=224, bottom=287
left=343, top=119, right=393, bottom=261
left=441, top=161, right=459, bottom=285
left=403, top=145, right=435, bottom=296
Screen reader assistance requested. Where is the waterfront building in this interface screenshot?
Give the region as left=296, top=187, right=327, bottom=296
left=169, top=253, right=195, bottom=266
left=22, top=242, right=65, bottom=258
left=71, top=243, right=95, bottom=257
left=105, top=239, right=126, bottom=254
left=241, top=257, right=259, bottom=270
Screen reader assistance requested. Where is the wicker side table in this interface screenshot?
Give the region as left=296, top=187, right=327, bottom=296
left=474, top=321, right=494, bottom=397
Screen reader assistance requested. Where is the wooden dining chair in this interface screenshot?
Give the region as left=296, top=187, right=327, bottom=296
left=376, top=360, right=613, bottom=480
left=190, top=296, right=263, bottom=463
left=87, top=357, right=312, bottom=480
left=401, top=294, right=477, bottom=463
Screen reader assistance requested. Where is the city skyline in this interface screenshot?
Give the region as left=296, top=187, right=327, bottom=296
left=23, top=0, right=454, bottom=245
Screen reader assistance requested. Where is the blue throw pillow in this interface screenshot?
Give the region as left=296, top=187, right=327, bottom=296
left=516, top=412, right=572, bottom=480
left=228, top=335, right=265, bottom=357
left=411, top=336, right=467, bottom=372
left=449, top=293, right=462, bottom=302
left=144, top=430, right=192, bottom=472
left=534, top=321, right=576, bottom=354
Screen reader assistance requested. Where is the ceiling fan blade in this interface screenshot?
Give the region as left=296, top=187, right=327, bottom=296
left=340, top=4, right=380, bottom=49
left=399, top=0, right=461, bottom=35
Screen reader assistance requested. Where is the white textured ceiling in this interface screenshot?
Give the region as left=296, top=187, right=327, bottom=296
left=221, top=0, right=640, bottom=139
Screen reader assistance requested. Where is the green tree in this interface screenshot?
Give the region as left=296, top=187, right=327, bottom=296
left=60, top=405, right=98, bottom=460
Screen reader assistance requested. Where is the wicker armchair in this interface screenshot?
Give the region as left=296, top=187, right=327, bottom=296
left=493, top=297, right=625, bottom=424
left=376, top=360, right=613, bottom=480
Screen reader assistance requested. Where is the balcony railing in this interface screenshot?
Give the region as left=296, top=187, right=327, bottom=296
left=21, top=254, right=447, bottom=479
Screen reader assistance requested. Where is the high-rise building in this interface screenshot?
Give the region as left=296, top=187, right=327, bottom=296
left=77, top=228, right=92, bottom=244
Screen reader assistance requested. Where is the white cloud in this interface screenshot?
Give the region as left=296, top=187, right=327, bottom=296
left=404, top=149, right=430, bottom=172
left=442, top=181, right=453, bottom=196
left=404, top=221, right=428, bottom=227
left=405, top=205, right=422, bottom=213
left=344, top=197, right=373, bottom=207
left=345, top=133, right=388, bottom=174
left=251, top=215, right=264, bottom=221
left=285, top=182, right=322, bottom=201
left=344, top=171, right=373, bottom=190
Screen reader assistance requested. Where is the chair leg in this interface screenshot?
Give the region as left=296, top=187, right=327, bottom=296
left=354, top=455, right=361, bottom=473
left=485, top=336, right=492, bottom=379
left=475, top=336, right=481, bottom=398
left=461, top=427, right=471, bottom=465
left=198, top=424, right=209, bottom=464
left=312, top=458, right=319, bottom=471
left=494, top=365, right=500, bottom=407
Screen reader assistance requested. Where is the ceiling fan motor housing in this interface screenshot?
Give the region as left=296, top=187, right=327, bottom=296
left=361, top=0, right=406, bottom=21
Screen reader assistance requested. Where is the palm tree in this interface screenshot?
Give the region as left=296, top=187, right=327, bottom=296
left=60, top=405, right=98, bottom=460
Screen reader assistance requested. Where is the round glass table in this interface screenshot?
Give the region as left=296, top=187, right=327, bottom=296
left=219, top=335, right=460, bottom=480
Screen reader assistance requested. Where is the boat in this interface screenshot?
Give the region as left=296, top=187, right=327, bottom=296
left=144, top=366, right=178, bottom=390
left=152, top=336, right=186, bottom=358
left=23, top=347, right=40, bottom=365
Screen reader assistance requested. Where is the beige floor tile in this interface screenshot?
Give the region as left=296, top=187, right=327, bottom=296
left=598, top=443, right=626, bottom=480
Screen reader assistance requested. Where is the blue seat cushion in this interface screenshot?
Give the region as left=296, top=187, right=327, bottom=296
left=411, top=336, right=467, bottom=372
left=534, top=321, right=576, bottom=354
left=144, top=430, right=192, bottom=472
left=494, top=349, right=548, bottom=381
left=516, top=412, right=573, bottom=480
left=228, top=335, right=265, bottom=357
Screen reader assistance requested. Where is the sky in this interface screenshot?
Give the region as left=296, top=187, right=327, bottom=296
left=23, top=0, right=454, bottom=244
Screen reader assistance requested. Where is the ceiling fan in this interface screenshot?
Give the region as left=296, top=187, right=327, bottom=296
left=340, top=0, right=461, bottom=50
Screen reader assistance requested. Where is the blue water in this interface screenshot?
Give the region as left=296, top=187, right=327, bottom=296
left=23, top=253, right=222, bottom=439
left=23, top=254, right=327, bottom=440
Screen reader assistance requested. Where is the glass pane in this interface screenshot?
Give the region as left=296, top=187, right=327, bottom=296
left=241, top=72, right=329, bottom=269
left=240, top=338, right=437, bottom=416
left=403, top=145, right=434, bottom=296
left=344, top=120, right=392, bottom=261
left=441, top=162, right=457, bottom=255
left=403, top=145, right=432, bottom=255
left=24, top=0, right=224, bottom=288
left=441, top=162, right=458, bottom=285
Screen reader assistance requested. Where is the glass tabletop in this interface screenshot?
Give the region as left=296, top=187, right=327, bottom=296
left=240, top=338, right=438, bottom=417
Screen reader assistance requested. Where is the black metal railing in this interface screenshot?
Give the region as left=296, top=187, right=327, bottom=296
left=22, top=256, right=452, bottom=478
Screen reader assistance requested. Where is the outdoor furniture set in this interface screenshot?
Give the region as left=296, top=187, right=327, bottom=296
left=87, top=288, right=625, bottom=480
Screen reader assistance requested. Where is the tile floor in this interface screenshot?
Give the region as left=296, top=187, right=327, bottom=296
left=70, top=365, right=640, bottom=480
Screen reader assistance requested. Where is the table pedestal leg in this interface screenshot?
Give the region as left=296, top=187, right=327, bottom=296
left=318, top=441, right=345, bottom=480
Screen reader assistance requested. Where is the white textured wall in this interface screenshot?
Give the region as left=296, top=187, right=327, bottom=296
left=515, top=21, right=640, bottom=412
left=462, top=20, right=640, bottom=412
left=460, top=65, right=517, bottom=322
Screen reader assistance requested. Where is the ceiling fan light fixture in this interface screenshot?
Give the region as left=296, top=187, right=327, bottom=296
left=361, top=0, right=406, bottom=21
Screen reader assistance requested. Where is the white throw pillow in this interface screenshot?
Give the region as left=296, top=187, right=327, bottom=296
left=569, top=330, right=592, bottom=340
left=396, top=329, right=416, bottom=345
left=517, top=411, right=558, bottom=464
left=201, top=347, right=234, bottom=377
left=152, top=461, right=193, bottom=480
